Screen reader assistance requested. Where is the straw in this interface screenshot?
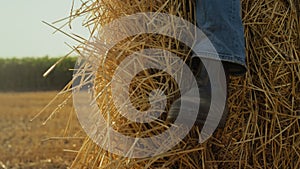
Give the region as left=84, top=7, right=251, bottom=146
left=60, top=0, right=300, bottom=168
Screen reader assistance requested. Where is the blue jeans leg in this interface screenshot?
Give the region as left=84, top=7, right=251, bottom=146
left=194, top=0, right=247, bottom=75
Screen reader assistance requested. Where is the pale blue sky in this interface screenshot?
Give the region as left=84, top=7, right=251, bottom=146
left=0, top=0, right=89, bottom=58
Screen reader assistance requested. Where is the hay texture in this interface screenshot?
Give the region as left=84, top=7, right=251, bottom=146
left=67, top=0, right=300, bottom=168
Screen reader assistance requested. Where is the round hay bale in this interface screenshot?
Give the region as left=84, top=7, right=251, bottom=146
left=68, top=0, right=300, bottom=168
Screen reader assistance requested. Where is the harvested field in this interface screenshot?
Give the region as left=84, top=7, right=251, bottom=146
left=0, top=92, right=82, bottom=169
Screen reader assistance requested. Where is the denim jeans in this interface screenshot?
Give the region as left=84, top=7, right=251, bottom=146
left=194, top=0, right=247, bottom=75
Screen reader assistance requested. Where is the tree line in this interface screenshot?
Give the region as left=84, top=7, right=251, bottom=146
left=0, top=57, right=76, bottom=92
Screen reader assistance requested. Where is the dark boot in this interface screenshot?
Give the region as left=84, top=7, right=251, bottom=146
left=167, top=57, right=230, bottom=129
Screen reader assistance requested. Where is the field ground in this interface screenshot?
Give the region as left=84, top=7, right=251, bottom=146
left=0, top=92, right=83, bottom=169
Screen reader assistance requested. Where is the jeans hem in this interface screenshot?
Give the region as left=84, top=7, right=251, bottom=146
left=192, top=51, right=247, bottom=76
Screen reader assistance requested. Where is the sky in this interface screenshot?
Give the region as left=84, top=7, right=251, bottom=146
left=0, top=0, right=89, bottom=58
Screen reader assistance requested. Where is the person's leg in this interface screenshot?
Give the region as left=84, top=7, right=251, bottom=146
left=167, top=0, right=246, bottom=129
left=195, top=0, right=246, bottom=75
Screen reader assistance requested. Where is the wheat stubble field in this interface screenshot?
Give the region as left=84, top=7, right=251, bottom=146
left=0, top=92, right=82, bottom=168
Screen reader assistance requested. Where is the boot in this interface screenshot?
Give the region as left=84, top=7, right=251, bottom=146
left=167, top=56, right=230, bottom=129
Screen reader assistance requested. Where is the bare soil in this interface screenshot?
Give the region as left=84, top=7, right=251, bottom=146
left=0, top=92, right=82, bottom=169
